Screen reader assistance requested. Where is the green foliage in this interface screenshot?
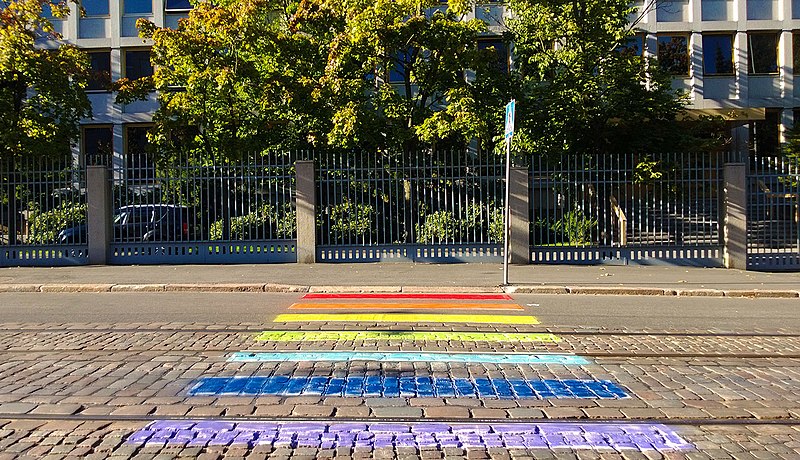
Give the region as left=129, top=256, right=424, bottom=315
left=316, top=0, right=509, bottom=152
left=0, top=0, right=91, bottom=162
left=117, top=0, right=334, bottom=161
left=415, top=202, right=504, bottom=243
left=506, top=0, right=727, bottom=156
left=550, top=208, right=597, bottom=246
left=415, top=210, right=458, bottom=243
left=210, top=203, right=296, bottom=240
left=329, top=199, right=374, bottom=236
left=633, top=156, right=663, bottom=184
left=26, top=202, right=87, bottom=244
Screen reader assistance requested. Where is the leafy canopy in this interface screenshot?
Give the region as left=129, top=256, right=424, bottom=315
left=0, top=0, right=91, bottom=163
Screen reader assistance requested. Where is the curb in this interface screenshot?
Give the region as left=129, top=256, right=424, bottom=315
left=0, top=283, right=797, bottom=298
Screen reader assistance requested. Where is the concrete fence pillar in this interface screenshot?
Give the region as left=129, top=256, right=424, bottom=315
left=295, top=160, right=316, bottom=264
left=509, top=167, right=530, bottom=264
left=723, top=163, right=747, bottom=270
left=86, top=165, right=111, bottom=265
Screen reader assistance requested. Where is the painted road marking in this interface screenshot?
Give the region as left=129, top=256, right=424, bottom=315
left=288, top=302, right=523, bottom=311
left=273, top=313, right=539, bottom=324
left=255, top=331, right=561, bottom=342
left=303, top=293, right=513, bottom=300
left=188, top=376, right=627, bottom=398
left=227, top=351, right=590, bottom=365
left=127, top=421, right=693, bottom=451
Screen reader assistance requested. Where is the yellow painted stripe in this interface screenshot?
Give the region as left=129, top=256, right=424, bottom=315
left=273, top=313, right=539, bottom=324
left=288, top=303, right=523, bottom=311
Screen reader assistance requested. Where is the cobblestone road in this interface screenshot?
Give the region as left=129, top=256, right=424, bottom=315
left=0, top=293, right=798, bottom=459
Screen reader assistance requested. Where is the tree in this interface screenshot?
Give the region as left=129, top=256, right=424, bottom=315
left=315, top=0, right=511, bottom=153
left=0, top=0, right=90, bottom=162
left=506, top=0, right=726, bottom=158
left=117, top=0, right=335, bottom=162
left=1, top=0, right=91, bottom=243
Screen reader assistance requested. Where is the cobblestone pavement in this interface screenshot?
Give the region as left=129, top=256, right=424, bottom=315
left=0, top=293, right=798, bottom=458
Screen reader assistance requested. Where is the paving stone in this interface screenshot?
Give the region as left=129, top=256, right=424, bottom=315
left=0, top=403, right=36, bottom=414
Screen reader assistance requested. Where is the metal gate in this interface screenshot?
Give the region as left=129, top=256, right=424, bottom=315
left=747, top=155, right=800, bottom=270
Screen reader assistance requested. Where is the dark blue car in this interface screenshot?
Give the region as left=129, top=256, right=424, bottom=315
left=58, top=204, right=191, bottom=244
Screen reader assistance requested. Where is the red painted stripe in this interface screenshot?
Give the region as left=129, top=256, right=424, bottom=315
left=302, top=293, right=512, bottom=300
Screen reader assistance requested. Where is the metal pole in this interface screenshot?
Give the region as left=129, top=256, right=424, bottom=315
left=503, top=138, right=511, bottom=285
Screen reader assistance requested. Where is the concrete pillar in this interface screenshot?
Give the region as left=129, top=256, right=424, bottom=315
left=723, top=163, right=748, bottom=270
left=86, top=165, right=111, bottom=265
left=509, top=167, right=530, bottom=264
left=295, top=160, right=316, bottom=264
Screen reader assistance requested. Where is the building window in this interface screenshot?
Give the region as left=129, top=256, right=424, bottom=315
left=750, top=109, right=781, bottom=155
left=87, top=51, right=111, bottom=91
left=165, top=0, right=191, bottom=11
left=126, top=126, right=155, bottom=183
left=81, top=0, right=109, bottom=16
left=656, top=0, right=689, bottom=22
left=124, top=50, right=153, bottom=80
left=793, top=33, right=800, bottom=74
left=748, top=32, right=779, bottom=75
left=657, top=35, right=689, bottom=76
left=389, top=49, right=413, bottom=83
left=619, top=34, right=645, bottom=56
left=124, top=0, right=152, bottom=14
left=747, top=0, right=776, bottom=20
left=701, top=0, right=731, bottom=20
left=702, top=34, right=734, bottom=76
left=83, top=126, right=113, bottom=165
left=478, top=38, right=509, bottom=73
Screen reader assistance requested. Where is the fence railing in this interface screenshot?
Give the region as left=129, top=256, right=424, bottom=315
left=528, top=152, right=723, bottom=265
left=747, top=154, right=800, bottom=270
left=0, top=157, right=88, bottom=266
left=5, top=149, right=796, bottom=269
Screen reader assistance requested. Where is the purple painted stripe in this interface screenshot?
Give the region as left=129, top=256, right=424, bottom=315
left=126, top=421, right=693, bottom=451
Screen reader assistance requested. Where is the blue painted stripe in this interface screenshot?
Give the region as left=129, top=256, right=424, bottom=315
left=188, top=376, right=628, bottom=399
left=227, top=351, right=590, bottom=365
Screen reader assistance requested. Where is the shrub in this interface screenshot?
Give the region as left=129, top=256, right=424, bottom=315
left=27, top=202, right=87, bottom=244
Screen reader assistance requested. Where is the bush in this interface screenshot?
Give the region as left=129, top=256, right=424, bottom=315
left=210, top=203, right=296, bottom=240
left=27, top=202, right=87, bottom=244
left=328, top=199, right=375, bottom=236
left=550, top=208, right=597, bottom=246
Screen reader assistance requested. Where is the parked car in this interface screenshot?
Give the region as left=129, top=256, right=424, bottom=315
left=58, top=204, right=191, bottom=244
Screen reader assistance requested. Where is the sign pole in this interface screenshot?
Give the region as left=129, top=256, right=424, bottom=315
left=503, top=136, right=511, bottom=286
left=502, top=99, right=515, bottom=286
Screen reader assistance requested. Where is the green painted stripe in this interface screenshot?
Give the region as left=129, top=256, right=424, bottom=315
left=255, top=331, right=561, bottom=342
left=273, top=313, right=539, bottom=324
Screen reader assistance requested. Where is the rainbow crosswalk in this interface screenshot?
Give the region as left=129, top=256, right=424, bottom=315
left=126, top=292, right=694, bottom=454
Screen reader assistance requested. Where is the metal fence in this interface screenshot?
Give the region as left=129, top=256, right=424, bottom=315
left=316, top=149, right=505, bottom=262
left=747, top=154, right=800, bottom=270
left=530, top=152, right=723, bottom=265
left=0, top=157, right=88, bottom=266
left=103, top=151, right=298, bottom=264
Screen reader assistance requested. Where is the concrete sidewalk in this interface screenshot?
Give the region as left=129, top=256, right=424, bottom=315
left=0, top=263, right=798, bottom=297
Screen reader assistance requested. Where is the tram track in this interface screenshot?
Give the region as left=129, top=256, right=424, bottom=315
left=0, top=327, right=798, bottom=338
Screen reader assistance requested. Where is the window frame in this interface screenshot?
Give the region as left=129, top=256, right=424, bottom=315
left=748, top=31, right=780, bottom=76
left=701, top=33, right=735, bottom=76
left=657, top=33, right=691, bottom=77
left=123, top=48, right=154, bottom=80
left=82, top=125, right=114, bottom=166
left=81, top=0, right=109, bottom=16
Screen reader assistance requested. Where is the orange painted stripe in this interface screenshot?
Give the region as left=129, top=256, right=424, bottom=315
left=289, top=303, right=523, bottom=311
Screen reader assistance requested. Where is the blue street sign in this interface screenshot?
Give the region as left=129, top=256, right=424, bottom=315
left=504, top=100, right=515, bottom=139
